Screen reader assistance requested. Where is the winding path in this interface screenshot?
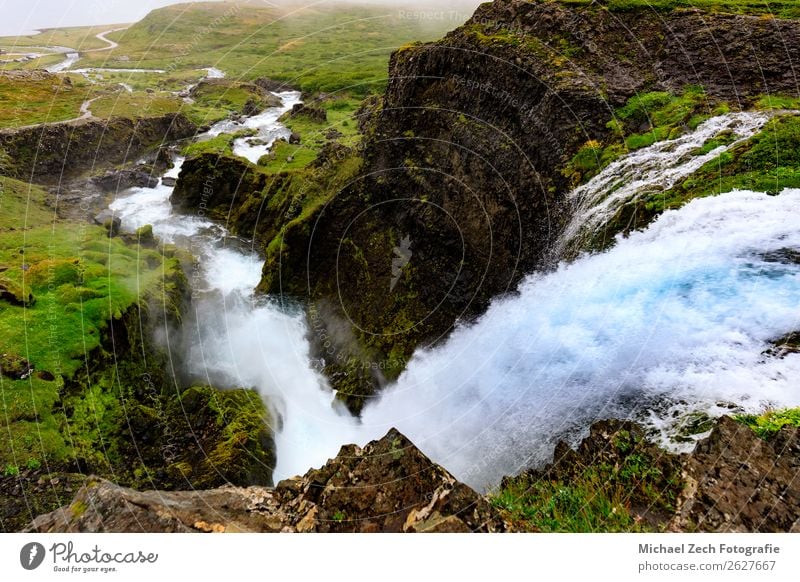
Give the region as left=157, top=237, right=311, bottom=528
left=86, top=28, right=126, bottom=53
left=45, top=26, right=128, bottom=72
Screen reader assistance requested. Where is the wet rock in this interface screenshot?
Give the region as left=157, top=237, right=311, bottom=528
left=25, top=429, right=505, bottom=533
left=92, top=168, right=159, bottom=192
left=93, top=210, right=121, bottom=237
left=160, top=176, right=177, bottom=187
left=670, top=416, right=800, bottom=532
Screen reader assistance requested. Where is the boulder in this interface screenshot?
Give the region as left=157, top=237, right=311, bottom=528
left=670, top=416, right=800, bottom=532
left=92, top=168, right=159, bottom=192
left=25, top=429, right=505, bottom=533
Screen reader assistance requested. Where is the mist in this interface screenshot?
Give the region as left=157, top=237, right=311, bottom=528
left=0, top=0, right=484, bottom=37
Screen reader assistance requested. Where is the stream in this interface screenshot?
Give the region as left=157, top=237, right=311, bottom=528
left=109, top=102, right=800, bottom=491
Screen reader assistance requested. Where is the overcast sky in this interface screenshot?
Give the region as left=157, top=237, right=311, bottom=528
left=0, top=0, right=482, bottom=37
left=0, top=0, right=222, bottom=36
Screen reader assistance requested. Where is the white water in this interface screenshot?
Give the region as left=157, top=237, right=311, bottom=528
left=559, top=112, right=777, bottom=254
left=206, top=91, right=302, bottom=164
left=109, top=99, right=800, bottom=492
left=109, top=91, right=359, bottom=481
left=45, top=51, right=79, bottom=72
left=354, top=189, right=800, bottom=489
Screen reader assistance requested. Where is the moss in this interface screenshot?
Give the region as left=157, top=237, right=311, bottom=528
left=70, top=500, right=88, bottom=518
left=734, top=408, right=800, bottom=439
left=491, top=423, right=683, bottom=532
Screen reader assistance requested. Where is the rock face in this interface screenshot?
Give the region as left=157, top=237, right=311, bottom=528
left=671, top=416, right=800, bottom=533
left=259, top=0, right=800, bottom=406
left=0, top=113, right=197, bottom=183
left=25, top=429, right=505, bottom=533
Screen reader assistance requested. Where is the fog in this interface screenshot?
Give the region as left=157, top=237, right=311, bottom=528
left=0, top=0, right=483, bottom=37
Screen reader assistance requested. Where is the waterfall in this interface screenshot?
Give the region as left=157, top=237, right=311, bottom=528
left=110, top=99, right=800, bottom=492
left=358, top=189, right=800, bottom=489
left=557, top=112, right=775, bottom=257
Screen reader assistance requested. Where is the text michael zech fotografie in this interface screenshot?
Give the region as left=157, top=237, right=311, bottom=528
left=639, top=543, right=780, bottom=557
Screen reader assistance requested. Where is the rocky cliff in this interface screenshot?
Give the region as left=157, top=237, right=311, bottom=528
left=0, top=113, right=196, bottom=184
left=25, top=416, right=800, bottom=533
left=251, top=0, right=800, bottom=411
left=26, top=429, right=505, bottom=533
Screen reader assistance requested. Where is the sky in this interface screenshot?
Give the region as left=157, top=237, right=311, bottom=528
left=0, top=0, right=223, bottom=36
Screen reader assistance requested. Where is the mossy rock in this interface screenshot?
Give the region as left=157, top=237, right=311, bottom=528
left=0, top=276, right=34, bottom=307
left=26, top=258, right=82, bottom=288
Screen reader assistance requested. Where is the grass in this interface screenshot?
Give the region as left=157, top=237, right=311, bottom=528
left=490, top=426, right=683, bottom=532
left=257, top=96, right=362, bottom=174
left=0, top=175, right=183, bottom=470
left=0, top=25, right=121, bottom=52
left=555, top=0, right=800, bottom=18
left=74, top=2, right=466, bottom=97
left=0, top=72, right=92, bottom=128
left=89, top=91, right=183, bottom=119
left=733, top=408, right=800, bottom=439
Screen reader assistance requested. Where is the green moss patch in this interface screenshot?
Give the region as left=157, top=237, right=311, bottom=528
left=734, top=408, right=800, bottom=439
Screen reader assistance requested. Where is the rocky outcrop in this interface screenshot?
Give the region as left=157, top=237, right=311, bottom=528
left=25, top=429, right=505, bottom=533
left=671, top=416, right=800, bottom=533
left=259, top=0, right=800, bottom=408
left=0, top=113, right=197, bottom=183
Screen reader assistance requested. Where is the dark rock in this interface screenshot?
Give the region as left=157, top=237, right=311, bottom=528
left=93, top=210, right=121, bottom=237
left=0, top=113, right=197, bottom=184
left=671, top=416, right=800, bottom=532
left=0, top=277, right=34, bottom=307
left=288, top=131, right=301, bottom=144
left=0, top=353, right=34, bottom=379
left=288, top=103, right=327, bottom=123
left=160, top=176, right=177, bottom=187
left=92, top=168, right=159, bottom=192
left=324, top=128, right=343, bottom=140
left=25, top=429, right=505, bottom=533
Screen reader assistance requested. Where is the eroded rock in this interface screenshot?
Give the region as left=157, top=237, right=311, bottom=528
left=25, top=429, right=505, bottom=533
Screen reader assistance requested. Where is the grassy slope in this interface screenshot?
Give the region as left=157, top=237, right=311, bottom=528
left=557, top=0, right=800, bottom=17
left=80, top=2, right=465, bottom=96
left=0, top=176, right=182, bottom=473
left=0, top=73, right=92, bottom=128
left=0, top=25, right=119, bottom=51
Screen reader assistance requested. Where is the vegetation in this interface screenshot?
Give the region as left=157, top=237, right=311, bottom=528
left=490, top=424, right=683, bottom=532
left=0, top=176, right=186, bottom=471
left=0, top=25, right=117, bottom=51
left=734, top=408, right=800, bottom=439
left=0, top=72, right=91, bottom=127
left=72, top=3, right=465, bottom=97
left=555, top=0, right=800, bottom=18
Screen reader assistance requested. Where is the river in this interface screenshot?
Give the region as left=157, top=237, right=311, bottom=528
left=109, top=101, right=800, bottom=491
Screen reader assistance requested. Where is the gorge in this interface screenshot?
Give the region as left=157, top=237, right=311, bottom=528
left=1, top=0, right=800, bottom=533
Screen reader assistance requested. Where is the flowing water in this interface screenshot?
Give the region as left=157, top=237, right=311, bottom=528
left=558, top=112, right=777, bottom=256
left=110, top=104, right=800, bottom=491
left=206, top=91, right=303, bottom=164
